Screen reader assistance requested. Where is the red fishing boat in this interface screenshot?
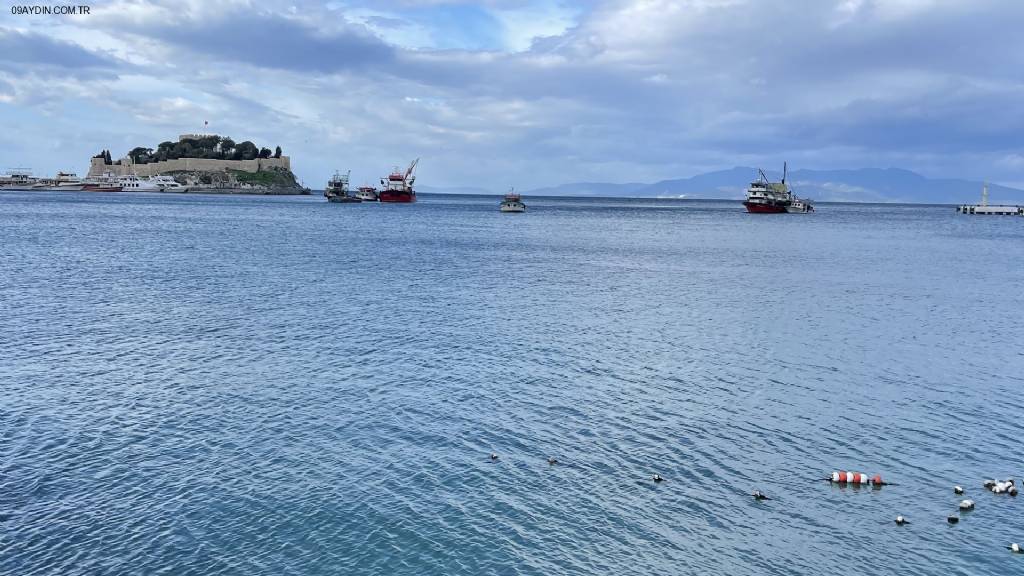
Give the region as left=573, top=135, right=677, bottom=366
left=378, top=158, right=418, bottom=203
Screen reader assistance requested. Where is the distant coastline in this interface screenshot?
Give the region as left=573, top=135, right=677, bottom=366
left=419, top=167, right=1024, bottom=204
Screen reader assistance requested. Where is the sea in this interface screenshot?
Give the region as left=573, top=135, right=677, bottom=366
left=2, top=190, right=1023, bottom=576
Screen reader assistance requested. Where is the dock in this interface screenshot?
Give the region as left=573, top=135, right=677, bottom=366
left=956, top=183, right=1023, bottom=215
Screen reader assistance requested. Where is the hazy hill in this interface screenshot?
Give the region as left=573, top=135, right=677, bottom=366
left=516, top=167, right=1023, bottom=204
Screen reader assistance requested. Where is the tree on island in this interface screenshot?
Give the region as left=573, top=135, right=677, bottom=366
left=220, top=137, right=236, bottom=158
left=128, top=147, right=154, bottom=164
left=113, top=136, right=282, bottom=164
left=232, top=141, right=259, bottom=160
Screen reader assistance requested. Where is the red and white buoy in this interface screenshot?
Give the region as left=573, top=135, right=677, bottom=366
left=828, top=471, right=886, bottom=485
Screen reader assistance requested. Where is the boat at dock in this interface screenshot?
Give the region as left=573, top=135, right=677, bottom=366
left=500, top=188, right=526, bottom=212
left=379, top=159, right=418, bottom=203
left=148, top=175, right=187, bottom=192
left=743, top=163, right=814, bottom=213
left=116, top=174, right=161, bottom=191
left=956, top=183, right=1022, bottom=215
left=0, top=169, right=38, bottom=190
left=325, top=170, right=360, bottom=203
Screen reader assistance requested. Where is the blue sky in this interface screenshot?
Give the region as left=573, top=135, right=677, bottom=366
left=1, top=0, right=1021, bottom=189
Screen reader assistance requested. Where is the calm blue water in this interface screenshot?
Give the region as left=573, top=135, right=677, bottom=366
left=2, top=191, right=1023, bottom=575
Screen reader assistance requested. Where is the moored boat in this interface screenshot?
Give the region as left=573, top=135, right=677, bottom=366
left=148, top=175, right=187, bottom=192
left=325, top=170, right=360, bottom=203
left=0, top=169, right=38, bottom=190
left=743, top=163, right=814, bottom=213
left=355, top=185, right=379, bottom=202
left=379, top=159, right=418, bottom=203
left=499, top=188, right=526, bottom=212
left=117, top=174, right=161, bottom=191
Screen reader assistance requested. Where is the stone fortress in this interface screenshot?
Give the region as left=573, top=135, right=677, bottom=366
left=87, top=134, right=291, bottom=178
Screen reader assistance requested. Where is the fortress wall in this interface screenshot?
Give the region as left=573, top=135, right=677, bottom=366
left=89, top=156, right=291, bottom=177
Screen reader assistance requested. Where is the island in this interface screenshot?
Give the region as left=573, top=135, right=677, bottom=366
left=89, top=134, right=310, bottom=195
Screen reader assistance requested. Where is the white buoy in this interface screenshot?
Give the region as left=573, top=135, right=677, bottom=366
left=959, top=499, right=975, bottom=511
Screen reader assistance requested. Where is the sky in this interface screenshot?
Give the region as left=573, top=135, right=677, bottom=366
left=0, top=0, right=1022, bottom=190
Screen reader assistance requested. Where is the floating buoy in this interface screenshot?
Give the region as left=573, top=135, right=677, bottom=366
left=547, top=457, right=558, bottom=465
left=828, top=471, right=886, bottom=485
left=954, top=485, right=964, bottom=495
left=947, top=515, right=959, bottom=524
left=993, top=481, right=1012, bottom=494
left=752, top=490, right=770, bottom=501
left=959, top=499, right=975, bottom=511
left=489, top=453, right=499, bottom=461
left=895, top=515, right=908, bottom=525
left=1010, top=543, right=1022, bottom=553
left=652, top=474, right=664, bottom=483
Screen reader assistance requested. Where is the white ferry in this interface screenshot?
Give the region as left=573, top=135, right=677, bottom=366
left=117, top=174, right=161, bottom=191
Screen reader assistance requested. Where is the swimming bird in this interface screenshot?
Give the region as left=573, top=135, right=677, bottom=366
left=947, top=515, right=959, bottom=524
left=547, top=457, right=558, bottom=465
left=752, top=490, right=770, bottom=501
left=895, top=515, right=908, bottom=525
left=489, top=453, right=499, bottom=461
left=1010, top=486, right=1018, bottom=497
left=984, top=479, right=996, bottom=489
left=958, top=499, right=975, bottom=511
left=954, top=485, right=964, bottom=495
left=1010, top=543, right=1022, bottom=554
left=652, top=474, right=664, bottom=483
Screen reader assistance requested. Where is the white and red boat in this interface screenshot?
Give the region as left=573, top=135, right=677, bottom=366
left=379, top=158, right=418, bottom=203
left=743, top=163, right=813, bottom=213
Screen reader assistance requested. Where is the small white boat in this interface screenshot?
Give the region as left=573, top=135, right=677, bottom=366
left=354, top=185, right=378, bottom=201
left=500, top=188, right=526, bottom=213
left=148, top=175, right=187, bottom=192
left=786, top=198, right=814, bottom=213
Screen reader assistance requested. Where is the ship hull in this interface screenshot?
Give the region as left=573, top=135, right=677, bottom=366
left=743, top=201, right=788, bottom=214
left=82, top=185, right=124, bottom=192
left=326, top=195, right=361, bottom=203
left=379, top=191, right=416, bottom=203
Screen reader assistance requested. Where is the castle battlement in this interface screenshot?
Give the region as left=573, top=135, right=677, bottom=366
left=88, top=156, right=291, bottom=178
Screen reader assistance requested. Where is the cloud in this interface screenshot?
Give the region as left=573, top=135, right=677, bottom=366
left=0, top=28, right=126, bottom=77
left=1, top=0, right=1022, bottom=189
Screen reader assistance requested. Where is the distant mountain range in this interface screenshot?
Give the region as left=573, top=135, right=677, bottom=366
left=422, top=167, right=1024, bottom=204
